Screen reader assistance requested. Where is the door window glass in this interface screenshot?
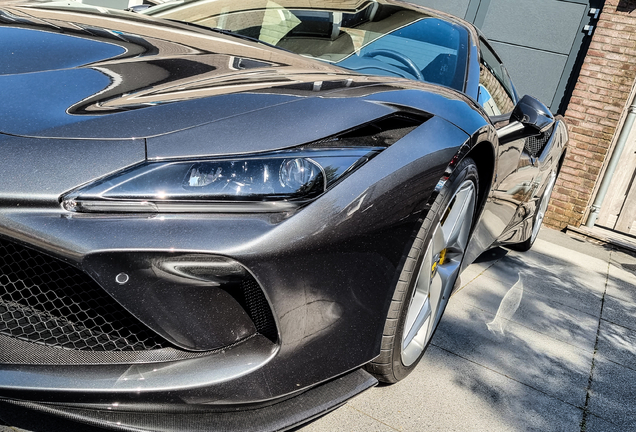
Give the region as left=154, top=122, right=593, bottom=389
left=478, top=42, right=515, bottom=115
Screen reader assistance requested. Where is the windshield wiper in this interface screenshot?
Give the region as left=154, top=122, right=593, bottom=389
left=165, top=19, right=292, bottom=53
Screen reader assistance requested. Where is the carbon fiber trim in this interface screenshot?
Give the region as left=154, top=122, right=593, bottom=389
left=0, top=333, right=255, bottom=365
left=0, top=368, right=377, bottom=432
left=0, top=237, right=278, bottom=355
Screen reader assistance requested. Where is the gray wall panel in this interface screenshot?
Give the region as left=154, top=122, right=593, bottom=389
left=83, top=0, right=130, bottom=8
left=490, top=41, right=567, bottom=108
left=406, top=0, right=471, bottom=19
left=409, top=0, right=595, bottom=114
left=481, top=0, right=586, bottom=54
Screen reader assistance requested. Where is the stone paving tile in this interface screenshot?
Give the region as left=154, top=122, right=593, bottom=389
left=459, top=263, right=493, bottom=286
left=432, top=299, right=592, bottom=408
left=457, top=248, right=508, bottom=287
left=344, top=345, right=582, bottom=432
left=510, top=238, right=610, bottom=287
left=587, top=356, right=636, bottom=428
left=538, top=229, right=613, bottom=263
left=607, top=265, right=636, bottom=304
left=597, top=320, right=636, bottom=370
left=476, top=252, right=604, bottom=317
left=299, top=405, right=397, bottom=432
left=606, top=262, right=636, bottom=305
left=606, top=250, right=636, bottom=306
left=610, top=249, right=636, bottom=270
left=602, top=294, right=636, bottom=332
left=584, top=414, right=625, bottom=432
left=452, top=273, right=599, bottom=351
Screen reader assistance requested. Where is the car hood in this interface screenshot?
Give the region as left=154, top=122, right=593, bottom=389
left=1, top=4, right=380, bottom=139
left=0, top=3, right=488, bottom=203
left=0, top=4, right=486, bottom=152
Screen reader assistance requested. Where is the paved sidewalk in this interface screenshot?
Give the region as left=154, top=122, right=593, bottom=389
left=299, top=228, right=636, bottom=431
left=2, top=228, right=635, bottom=432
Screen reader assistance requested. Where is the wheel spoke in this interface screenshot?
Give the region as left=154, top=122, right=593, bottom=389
left=438, top=258, right=460, bottom=283
left=430, top=224, right=446, bottom=256
left=440, top=183, right=475, bottom=253
left=427, top=268, right=443, bottom=337
left=402, top=292, right=431, bottom=350
left=403, top=240, right=433, bottom=344
left=401, top=179, right=476, bottom=367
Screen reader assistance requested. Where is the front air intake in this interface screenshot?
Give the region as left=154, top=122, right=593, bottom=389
left=0, top=238, right=173, bottom=352
left=0, top=238, right=279, bottom=357
left=525, top=125, right=554, bottom=157
left=239, top=277, right=278, bottom=342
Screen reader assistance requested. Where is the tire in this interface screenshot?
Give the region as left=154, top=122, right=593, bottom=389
left=366, top=157, right=479, bottom=383
left=509, top=170, right=557, bottom=252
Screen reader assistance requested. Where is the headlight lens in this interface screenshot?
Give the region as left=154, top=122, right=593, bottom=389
left=63, top=148, right=381, bottom=213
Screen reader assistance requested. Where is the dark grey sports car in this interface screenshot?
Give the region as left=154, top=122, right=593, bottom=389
left=0, top=0, right=567, bottom=430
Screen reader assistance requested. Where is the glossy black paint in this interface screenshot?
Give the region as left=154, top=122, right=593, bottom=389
left=512, top=94, right=555, bottom=133
left=0, top=1, right=567, bottom=430
left=0, top=134, right=144, bottom=204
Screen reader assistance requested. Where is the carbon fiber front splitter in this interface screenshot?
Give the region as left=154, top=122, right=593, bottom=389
left=0, top=368, right=377, bottom=432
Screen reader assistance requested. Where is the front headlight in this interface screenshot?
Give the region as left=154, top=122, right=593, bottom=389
left=63, top=148, right=381, bottom=213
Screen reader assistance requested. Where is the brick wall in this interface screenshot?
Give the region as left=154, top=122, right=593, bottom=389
left=545, top=0, right=636, bottom=229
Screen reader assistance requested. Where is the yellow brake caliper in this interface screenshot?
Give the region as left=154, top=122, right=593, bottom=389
left=431, top=248, right=447, bottom=279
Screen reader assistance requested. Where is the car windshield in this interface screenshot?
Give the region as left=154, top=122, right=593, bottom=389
left=143, top=0, right=469, bottom=90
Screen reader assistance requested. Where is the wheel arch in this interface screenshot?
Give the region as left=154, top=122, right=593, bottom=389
left=557, top=147, right=567, bottom=173
left=464, top=139, right=496, bottom=221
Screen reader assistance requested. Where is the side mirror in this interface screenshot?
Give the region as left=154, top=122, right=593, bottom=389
left=497, top=95, right=554, bottom=141
left=511, top=95, right=554, bottom=133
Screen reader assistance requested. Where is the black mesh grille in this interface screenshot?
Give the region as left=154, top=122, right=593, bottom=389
left=0, top=332, right=220, bottom=365
left=525, top=126, right=554, bottom=156
left=0, top=239, right=172, bottom=351
left=240, top=278, right=277, bottom=342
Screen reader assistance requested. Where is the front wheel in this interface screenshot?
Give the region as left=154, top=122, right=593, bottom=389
left=366, top=157, right=478, bottom=383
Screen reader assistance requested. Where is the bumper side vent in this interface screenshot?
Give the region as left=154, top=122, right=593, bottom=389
left=525, top=125, right=554, bottom=157
left=239, top=277, right=278, bottom=343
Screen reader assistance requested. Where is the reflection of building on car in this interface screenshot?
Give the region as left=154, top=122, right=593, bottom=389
left=147, top=0, right=469, bottom=89
left=0, top=1, right=567, bottom=431
left=44, top=0, right=167, bottom=11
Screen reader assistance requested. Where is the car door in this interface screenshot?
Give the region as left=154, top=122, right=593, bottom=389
left=477, top=39, right=540, bottom=243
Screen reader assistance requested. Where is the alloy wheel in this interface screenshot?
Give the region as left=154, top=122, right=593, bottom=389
left=401, top=180, right=476, bottom=366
